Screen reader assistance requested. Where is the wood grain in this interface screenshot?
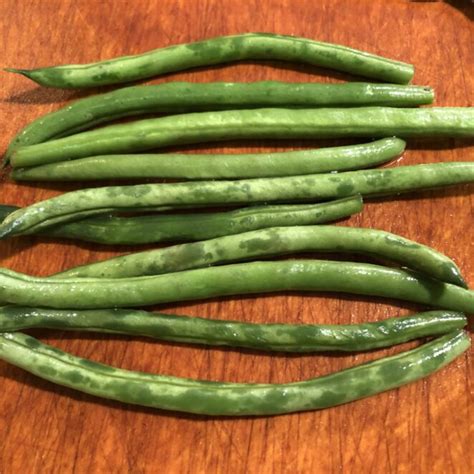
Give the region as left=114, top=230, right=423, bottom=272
left=0, top=0, right=472, bottom=472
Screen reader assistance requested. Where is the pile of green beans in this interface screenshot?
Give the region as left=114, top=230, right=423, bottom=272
left=1, top=32, right=472, bottom=416
left=5, top=32, right=415, bottom=87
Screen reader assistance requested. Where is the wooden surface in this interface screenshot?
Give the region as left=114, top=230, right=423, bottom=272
left=0, top=1, right=472, bottom=472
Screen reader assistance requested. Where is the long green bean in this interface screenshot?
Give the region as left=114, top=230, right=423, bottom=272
left=0, top=197, right=362, bottom=244
left=10, top=108, right=474, bottom=168
left=0, top=331, right=468, bottom=415
left=4, top=82, right=432, bottom=161
left=0, top=260, right=473, bottom=311
left=11, top=138, right=405, bottom=181
left=0, top=307, right=466, bottom=353
left=55, top=225, right=466, bottom=287
left=1, top=163, right=472, bottom=239
left=5, top=33, right=414, bottom=88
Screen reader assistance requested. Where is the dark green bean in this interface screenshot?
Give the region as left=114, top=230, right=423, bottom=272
left=4, top=83, right=432, bottom=161
left=0, top=330, right=468, bottom=415
left=10, top=108, right=474, bottom=168
left=0, top=196, right=362, bottom=244
left=55, top=225, right=466, bottom=287
left=11, top=138, right=405, bottom=181
left=1, top=163, right=472, bottom=239
left=5, top=33, right=414, bottom=88
left=0, top=260, right=473, bottom=311
left=0, top=307, right=466, bottom=353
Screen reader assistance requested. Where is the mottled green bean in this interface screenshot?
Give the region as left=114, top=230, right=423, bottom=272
left=0, top=197, right=362, bottom=244
left=11, top=138, right=405, bottom=181
left=10, top=108, right=474, bottom=168
left=0, top=307, right=466, bottom=353
left=55, top=225, right=466, bottom=287
left=0, top=260, right=473, bottom=311
left=5, top=33, right=414, bottom=88
left=1, top=163, right=472, bottom=239
left=0, top=331, right=468, bottom=415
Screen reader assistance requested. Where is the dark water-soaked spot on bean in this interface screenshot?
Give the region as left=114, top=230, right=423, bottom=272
left=122, top=383, right=156, bottom=405
left=38, top=364, right=58, bottom=378
left=177, top=388, right=230, bottom=415
left=377, top=360, right=408, bottom=384
left=169, top=243, right=207, bottom=268
left=337, top=183, right=355, bottom=195
left=64, top=370, right=84, bottom=384
left=24, top=336, right=41, bottom=349
left=366, top=175, right=392, bottom=187
left=314, top=390, right=347, bottom=408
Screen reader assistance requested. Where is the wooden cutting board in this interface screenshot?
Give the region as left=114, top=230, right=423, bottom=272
left=0, top=0, right=472, bottom=472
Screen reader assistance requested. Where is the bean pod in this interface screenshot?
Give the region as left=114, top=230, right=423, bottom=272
left=55, top=225, right=466, bottom=287
left=1, top=163, right=473, bottom=239
left=0, top=260, right=473, bottom=311
left=11, top=138, right=405, bottom=181
left=0, top=331, right=468, bottom=415
left=5, top=33, right=415, bottom=88
left=0, top=196, right=362, bottom=244
left=10, top=108, right=474, bottom=168
left=0, top=307, right=466, bottom=353
left=5, top=82, right=432, bottom=160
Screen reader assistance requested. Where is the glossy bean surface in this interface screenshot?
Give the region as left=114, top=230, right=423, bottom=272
left=0, top=331, right=468, bottom=416
left=0, top=197, right=362, bottom=244
left=0, top=307, right=466, bottom=353
left=5, top=82, right=431, bottom=159
left=1, top=163, right=473, bottom=239
left=5, top=33, right=414, bottom=88
left=11, top=138, right=405, bottom=181
left=0, top=260, right=473, bottom=311
left=10, top=107, right=474, bottom=168
left=55, top=225, right=465, bottom=287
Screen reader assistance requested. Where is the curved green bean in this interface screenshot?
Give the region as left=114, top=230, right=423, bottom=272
left=1, top=163, right=473, bottom=239
left=0, top=197, right=362, bottom=244
left=11, top=138, right=405, bottom=181
left=0, top=307, right=466, bottom=353
left=4, top=82, right=432, bottom=160
left=10, top=108, right=474, bottom=168
left=55, top=225, right=466, bottom=287
left=0, top=331, right=468, bottom=415
left=5, top=33, right=414, bottom=88
left=0, top=260, right=473, bottom=311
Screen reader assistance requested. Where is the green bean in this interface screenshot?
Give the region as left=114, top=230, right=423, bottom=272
left=1, top=163, right=473, bottom=239
left=1, top=260, right=473, bottom=311
left=4, top=83, right=432, bottom=161
left=10, top=108, right=474, bottom=168
left=0, top=307, right=466, bottom=353
left=11, top=138, right=405, bottom=182
left=4, top=33, right=414, bottom=88
left=55, top=225, right=466, bottom=287
left=0, top=330, right=468, bottom=415
left=0, top=197, right=362, bottom=244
